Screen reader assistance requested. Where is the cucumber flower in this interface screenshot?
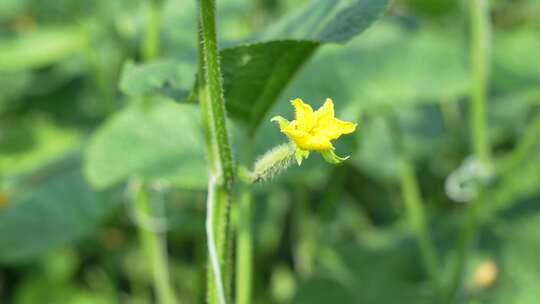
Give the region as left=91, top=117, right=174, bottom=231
left=271, top=98, right=357, bottom=164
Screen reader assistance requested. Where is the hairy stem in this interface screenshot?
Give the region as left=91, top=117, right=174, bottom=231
left=197, top=0, right=235, bottom=303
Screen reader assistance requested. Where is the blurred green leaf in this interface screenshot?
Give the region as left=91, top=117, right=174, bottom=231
left=0, top=27, right=87, bottom=72
left=0, top=71, right=33, bottom=113
left=84, top=100, right=207, bottom=190
left=493, top=29, right=540, bottom=91
left=0, top=160, right=118, bottom=263
left=482, top=152, right=540, bottom=220
left=472, top=211, right=540, bottom=304
left=257, top=0, right=390, bottom=43
left=282, top=23, right=470, bottom=113
left=0, top=0, right=27, bottom=19
left=119, top=59, right=195, bottom=101
left=292, top=233, right=434, bottom=303
left=0, top=115, right=81, bottom=178
left=43, top=248, right=79, bottom=281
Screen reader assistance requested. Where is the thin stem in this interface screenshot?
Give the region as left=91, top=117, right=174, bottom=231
left=384, top=113, right=441, bottom=295
left=469, top=0, right=492, bottom=166
left=496, top=112, right=540, bottom=174
left=235, top=180, right=253, bottom=304
left=133, top=3, right=178, bottom=304
left=207, top=177, right=227, bottom=304
left=292, top=187, right=314, bottom=278
left=197, top=0, right=235, bottom=303
left=133, top=181, right=178, bottom=304
left=236, top=136, right=254, bottom=304
left=398, top=157, right=440, bottom=291
left=445, top=197, right=481, bottom=304
left=446, top=1, right=492, bottom=302
left=143, top=0, right=162, bottom=61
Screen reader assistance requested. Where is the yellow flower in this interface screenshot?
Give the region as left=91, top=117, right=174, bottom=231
left=271, top=98, right=357, bottom=164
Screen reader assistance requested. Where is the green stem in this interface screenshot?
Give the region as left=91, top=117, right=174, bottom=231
left=236, top=180, right=253, bottom=304
left=469, top=0, right=492, bottom=166
left=133, top=181, right=178, bottom=304
left=133, top=3, right=178, bottom=304
left=384, top=113, right=440, bottom=295
left=197, top=0, right=235, bottom=303
left=447, top=1, right=492, bottom=302
left=143, top=0, right=162, bottom=61
left=446, top=197, right=481, bottom=304
left=236, top=137, right=254, bottom=304
left=292, top=187, right=314, bottom=278
left=398, top=157, right=440, bottom=290
left=496, top=112, right=540, bottom=174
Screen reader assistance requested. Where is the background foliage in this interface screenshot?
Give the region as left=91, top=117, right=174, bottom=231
left=1, top=0, right=539, bottom=303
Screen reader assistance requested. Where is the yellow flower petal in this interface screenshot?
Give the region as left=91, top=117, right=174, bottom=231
left=291, top=98, right=315, bottom=131
left=314, top=98, right=335, bottom=124
left=283, top=125, right=333, bottom=150
left=301, top=135, right=333, bottom=150
left=333, top=119, right=357, bottom=134
left=276, top=97, right=356, bottom=154
left=317, top=118, right=357, bottom=140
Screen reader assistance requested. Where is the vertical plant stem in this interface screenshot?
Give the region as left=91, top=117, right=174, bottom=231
left=497, top=112, right=540, bottom=174
left=469, top=0, right=491, bottom=166
left=197, top=0, right=235, bottom=303
left=143, top=0, right=162, bottom=61
left=236, top=137, right=254, bottom=304
left=134, top=3, right=178, bottom=304
left=207, top=177, right=228, bottom=304
left=398, top=157, right=440, bottom=290
left=133, top=181, right=178, bottom=304
left=292, top=187, right=314, bottom=278
left=446, top=196, right=481, bottom=304
left=236, top=181, right=253, bottom=304
left=447, top=1, right=492, bottom=302
left=385, top=113, right=440, bottom=294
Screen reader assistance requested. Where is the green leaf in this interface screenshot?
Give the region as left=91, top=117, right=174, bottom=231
left=0, top=115, right=81, bottom=178
left=151, top=0, right=390, bottom=132
left=482, top=152, right=540, bottom=221
left=223, top=0, right=391, bottom=132
left=493, top=29, right=540, bottom=91
left=291, top=232, right=434, bottom=304
left=472, top=211, right=540, bottom=303
left=0, top=160, right=118, bottom=263
left=84, top=100, right=207, bottom=190
left=222, top=40, right=318, bottom=131
left=282, top=23, right=470, bottom=113
left=119, top=59, right=195, bottom=100
left=0, top=71, right=33, bottom=114
left=0, top=27, right=87, bottom=72
left=257, top=0, right=390, bottom=43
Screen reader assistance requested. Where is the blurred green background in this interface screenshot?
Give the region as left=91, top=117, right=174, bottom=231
left=1, top=0, right=540, bottom=303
